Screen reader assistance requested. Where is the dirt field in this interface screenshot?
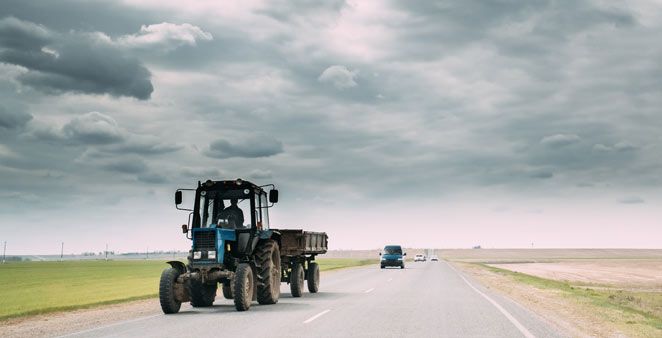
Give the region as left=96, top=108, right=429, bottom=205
left=489, top=259, right=662, bottom=289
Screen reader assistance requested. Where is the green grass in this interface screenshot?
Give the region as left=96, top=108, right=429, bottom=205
left=0, top=258, right=377, bottom=320
left=473, top=263, right=662, bottom=332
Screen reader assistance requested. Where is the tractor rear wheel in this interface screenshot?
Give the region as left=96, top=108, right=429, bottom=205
left=307, top=262, right=320, bottom=293
left=222, top=281, right=234, bottom=299
left=159, top=268, right=182, bottom=314
left=290, top=263, right=304, bottom=297
left=189, top=279, right=217, bottom=307
left=255, top=240, right=281, bottom=304
left=233, top=263, right=253, bottom=311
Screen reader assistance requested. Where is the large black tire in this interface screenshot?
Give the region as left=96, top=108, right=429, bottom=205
left=188, top=279, right=217, bottom=307
left=290, top=263, right=304, bottom=297
left=307, top=262, right=320, bottom=293
left=255, top=240, right=281, bottom=304
left=233, top=263, right=253, bottom=311
left=159, top=268, right=182, bottom=314
left=222, top=281, right=234, bottom=299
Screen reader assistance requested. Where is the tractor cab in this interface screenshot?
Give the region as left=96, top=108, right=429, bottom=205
left=175, top=179, right=278, bottom=270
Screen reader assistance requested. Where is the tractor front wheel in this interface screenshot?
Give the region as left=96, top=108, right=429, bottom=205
left=290, top=263, right=304, bottom=297
left=234, top=263, right=254, bottom=311
left=159, top=268, right=182, bottom=314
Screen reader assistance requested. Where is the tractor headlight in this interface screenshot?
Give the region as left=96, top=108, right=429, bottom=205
left=208, top=251, right=216, bottom=259
left=193, top=251, right=202, bottom=260
left=381, top=256, right=386, bottom=260
left=397, top=257, right=403, bottom=260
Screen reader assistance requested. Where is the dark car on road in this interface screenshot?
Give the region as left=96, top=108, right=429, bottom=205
left=380, top=245, right=405, bottom=269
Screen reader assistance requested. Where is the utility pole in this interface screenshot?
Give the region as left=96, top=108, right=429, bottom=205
left=531, top=242, right=534, bottom=249
left=146, top=247, right=149, bottom=260
left=2, top=241, right=6, bottom=263
left=105, top=244, right=108, bottom=261
left=60, top=242, right=64, bottom=261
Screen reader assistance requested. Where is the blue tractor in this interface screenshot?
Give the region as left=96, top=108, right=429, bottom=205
left=159, top=178, right=327, bottom=314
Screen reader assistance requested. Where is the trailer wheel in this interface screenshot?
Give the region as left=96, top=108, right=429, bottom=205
left=222, top=281, right=234, bottom=299
left=189, top=279, right=217, bottom=307
left=290, top=263, right=304, bottom=297
left=234, top=263, right=253, bottom=311
left=307, top=262, right=320, bottom=293
left=255, top=240, right=281, bottom=304
left=159, top=268, right=182, bottom=314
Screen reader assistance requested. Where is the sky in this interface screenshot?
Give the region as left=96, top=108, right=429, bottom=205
left=1, top=0, right=661, bottom=255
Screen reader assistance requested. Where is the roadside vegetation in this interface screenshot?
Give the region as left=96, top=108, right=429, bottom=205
left=0, top=258, right=377, bottom=320
left=461, top=262, right=662, bottom=337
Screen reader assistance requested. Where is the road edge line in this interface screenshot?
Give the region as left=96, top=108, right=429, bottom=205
left=51, top=314, right=161, bottom=338
left=447, top=262, right=536, bottom=338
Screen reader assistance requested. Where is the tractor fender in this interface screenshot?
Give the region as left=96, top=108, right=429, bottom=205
left=259, top=230, right=281, bottom=248
left=166, top=261, right=187, bottom=275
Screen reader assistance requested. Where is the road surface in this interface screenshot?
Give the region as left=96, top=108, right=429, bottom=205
left=55, top=261, right=565, bottom=338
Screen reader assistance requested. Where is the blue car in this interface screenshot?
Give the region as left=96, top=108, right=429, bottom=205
left=380, top=245, right=406, bottom=269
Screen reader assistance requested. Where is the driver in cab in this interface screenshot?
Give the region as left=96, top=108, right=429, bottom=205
left=217, top=198, right=244, bottom=229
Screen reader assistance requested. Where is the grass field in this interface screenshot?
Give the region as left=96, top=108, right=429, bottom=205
left=0, top=258, right=378, bottom=320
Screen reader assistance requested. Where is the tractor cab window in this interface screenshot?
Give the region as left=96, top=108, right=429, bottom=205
left=197, top=189, right=252, bottom=229
left=259, top=193, right=270, bottom=230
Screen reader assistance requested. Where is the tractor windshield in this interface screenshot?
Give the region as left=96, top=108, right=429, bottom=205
left=197, top=189, right=252, bottom=229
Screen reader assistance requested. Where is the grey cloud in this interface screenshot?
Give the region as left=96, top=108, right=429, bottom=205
left=248, top=169, right=273, bottom=180
left=619, top=197, right=644, bottom=204
left=105, top=139, right=183, bottom=155
left=318, top=65, right=358, bottom=90
left=529, top=171, right=553, bottom=179
left=102, top=158, right=148, bottom=174
left=613, top=141, right=637, bottom=152
left=181, top=167, right=221, bottom=179
left=540, top=134, right=581, bottom=148
left=0, top=17, right=153, bottom=99
left=137, top=173, right=167, bottom=184
left=205, top=137, right=284, bottom=159
left=0, top=105, right=32, bottom=129
left=62, top=112, right=124, bottom=145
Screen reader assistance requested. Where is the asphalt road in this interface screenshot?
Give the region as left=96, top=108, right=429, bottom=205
left=56, top=261, right=566, bottom=338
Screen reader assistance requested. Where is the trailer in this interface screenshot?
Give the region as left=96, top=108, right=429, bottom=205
left=277, top=230, right=328, bottom=296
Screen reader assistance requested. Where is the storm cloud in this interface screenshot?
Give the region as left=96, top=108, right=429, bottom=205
left=0, top=16, right=152, bottom=99
left=1, top=0, right=661, bottom=253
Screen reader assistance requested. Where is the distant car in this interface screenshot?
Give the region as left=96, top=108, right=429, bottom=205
left=430, top=255, right=439, bottom=261
left=380, top=245, right=405, bottom=269
left=414, top=254, right=426, bottom=262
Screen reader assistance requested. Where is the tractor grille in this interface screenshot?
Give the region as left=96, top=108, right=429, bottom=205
left=194, top=230, right=216, bottom=250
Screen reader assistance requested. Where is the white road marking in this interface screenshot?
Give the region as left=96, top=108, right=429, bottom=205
left=365, top=288, right=375, bottom=293
left=52, top=314, right=161, bottom=338
left=447, top=263, right=536, bottom=338
left=303, top=309, right=331, bottom=324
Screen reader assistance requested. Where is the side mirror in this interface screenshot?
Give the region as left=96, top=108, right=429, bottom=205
left=175, top=191, right=182, bottom=205
left=379, top=252, right=382, bottom=256
left=181, top=224, right=188, bottom=234
left=403, top=253, right=407, bottom=256
left=269, top=189, right=279, bottom=203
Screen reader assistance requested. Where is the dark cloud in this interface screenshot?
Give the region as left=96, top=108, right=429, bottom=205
left=137, top=173, right=167, bottom=184
left=205, top=137, right=284, bottom=159
left=0, top=17, right=153, bottom=99
left=0, top=105, right=32, bottom=130
left=529, top=171, right=553, bottom=179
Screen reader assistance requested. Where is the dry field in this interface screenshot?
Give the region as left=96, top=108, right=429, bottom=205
left=451, top=249, right=662, bottom=337
left=489, top=259, right=662, bottom=290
